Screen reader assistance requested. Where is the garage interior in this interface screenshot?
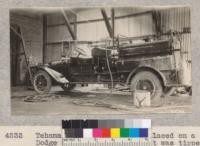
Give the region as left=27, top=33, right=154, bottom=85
left=10, top=7, right=192, bottom=115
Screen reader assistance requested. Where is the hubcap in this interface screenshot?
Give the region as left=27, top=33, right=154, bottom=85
left=136, top=79, right=155, bottom=95
left=35, top=75, right=47, bottom=91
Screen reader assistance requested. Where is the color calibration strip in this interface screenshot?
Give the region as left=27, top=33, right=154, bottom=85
left=62, top=119, right=150, bottom=138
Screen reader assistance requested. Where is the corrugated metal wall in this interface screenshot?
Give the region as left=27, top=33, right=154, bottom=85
left=76, top=8, right=155, bottom=41
left=77, top=9, right=109, bottom=41
left=114, top=7, right=154, bottom=37
left=159, top=7, right=191, bottom=85
left=46, top=12, right=76, bottom=63
left=160, top=7, right=191, bottom=62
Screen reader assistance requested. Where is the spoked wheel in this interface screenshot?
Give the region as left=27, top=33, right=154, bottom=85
left=61, top=83, right=76, bottom=92
left=33, top=70, right=52, bottom=94
left=130, top=71, right=163, bottom=102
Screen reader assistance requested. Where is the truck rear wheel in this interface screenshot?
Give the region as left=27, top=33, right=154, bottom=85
left=130, top=71, right=163, bottom=101
left=33, top=70, right=52, bottom=94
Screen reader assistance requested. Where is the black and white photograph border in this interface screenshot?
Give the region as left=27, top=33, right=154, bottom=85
left=10, top=6, right=192, bottom=115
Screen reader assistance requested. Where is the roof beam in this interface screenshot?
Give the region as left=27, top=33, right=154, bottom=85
left=101, top=8, right=113, bottom=38
left=61, top=9, right=76, bottom=40
left=48, top=11, right=153, bottom=27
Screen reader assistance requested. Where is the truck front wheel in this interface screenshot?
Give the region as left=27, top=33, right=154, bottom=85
left=130, top=71, right=163, bottom=101
left=33, top=70, right=52, bottom=94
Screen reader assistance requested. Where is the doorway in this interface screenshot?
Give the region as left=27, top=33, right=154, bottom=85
left=10, top=24, right=27, bottom=86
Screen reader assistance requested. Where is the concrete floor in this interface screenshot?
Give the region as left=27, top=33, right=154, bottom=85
left=11, top=85, right=192, bottom=115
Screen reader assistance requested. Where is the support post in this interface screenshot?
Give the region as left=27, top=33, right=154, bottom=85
left=111, top=8, right=115, bottom=49
left=43, top=14, right=47, bottom=64
left=111, top=8, right=115, bottom=39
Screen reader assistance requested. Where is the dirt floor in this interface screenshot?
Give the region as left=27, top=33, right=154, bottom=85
left=11, top=85, right=192, bottom=115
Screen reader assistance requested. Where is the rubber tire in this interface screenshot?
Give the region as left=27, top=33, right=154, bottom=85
left=33, top=70, right=52, bottom=94
left=61, top=83, right=76, bottom=92
left=163, top=87, right=176, bottom=97
left=130, top=71, right=163, bottom=101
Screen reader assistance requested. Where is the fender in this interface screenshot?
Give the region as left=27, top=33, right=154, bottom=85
left=38, top=66, right=69, bottom=84
left=126, top=65, right=167, bottom=86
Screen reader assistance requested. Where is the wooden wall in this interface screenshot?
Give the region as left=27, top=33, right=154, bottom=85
left=76, top=8, right=155, bottom=41
left=10, top=13, right=43, bottom=64
left=45, top=12, right=76, bottom=63
left=10, top=12, right=43, bottom=85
